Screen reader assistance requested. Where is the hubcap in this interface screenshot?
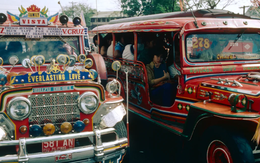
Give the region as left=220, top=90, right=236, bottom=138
left=207, top=140, right=233, bottom=163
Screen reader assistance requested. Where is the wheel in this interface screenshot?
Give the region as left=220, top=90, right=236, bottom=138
left=114, top=121, right=127, bottom=138
left=199, top=127, right=254, bottom=163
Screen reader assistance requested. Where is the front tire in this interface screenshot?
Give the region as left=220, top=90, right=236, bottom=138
left=199, top=127, right=254, bottom=163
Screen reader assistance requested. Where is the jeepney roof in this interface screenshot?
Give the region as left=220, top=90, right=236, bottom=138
left=91, top=9, right=259, bottom=34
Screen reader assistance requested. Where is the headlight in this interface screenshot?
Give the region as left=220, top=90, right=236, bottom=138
left=7, top=97, right=31, bottom=120
left=106, top=79, right=120, bottom=95
left=78, top=92, right=99, bottom=114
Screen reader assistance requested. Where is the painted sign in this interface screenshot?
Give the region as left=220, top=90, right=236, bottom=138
left=0, top=27, right=88, bottom=38
left=7, top=5, right=58, bottom=26
left=10, top=70, right=94, bottom=85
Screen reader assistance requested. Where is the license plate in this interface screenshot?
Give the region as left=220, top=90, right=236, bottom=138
left=42, top=139, right=75, bottom=152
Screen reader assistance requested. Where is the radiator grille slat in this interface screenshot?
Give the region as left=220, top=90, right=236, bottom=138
left=29, top=92, right=80, bottom=131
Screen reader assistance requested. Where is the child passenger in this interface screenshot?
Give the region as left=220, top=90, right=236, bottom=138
left=146, top=48, right=174, bottom=107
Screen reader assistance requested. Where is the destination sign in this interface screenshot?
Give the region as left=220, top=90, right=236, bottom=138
left=10, top=70, right=94, bottom=85
left=0, top=27, right=88, bottom=38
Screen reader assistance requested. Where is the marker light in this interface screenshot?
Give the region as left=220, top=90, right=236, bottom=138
left=89, top=69, right=98, bottom=80
left=19, top=125, right=27, bottom=134
left=43, top=123, right=55, bottom=135
left=73, top=17, right=81, bottom=26
left=60, top=122, right=72, bottom=134
left=83, top=118, right=90, bottom=126
left=60, top=15, right=68, bottom=25
left=0, top=13, right=7, bottom=24
left=73, top=121, right=85, bottom=132
left=0, top=74, right=7, bottom=86
left=29, top=125, right=42, bottom=137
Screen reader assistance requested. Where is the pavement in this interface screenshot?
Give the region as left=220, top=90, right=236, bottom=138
left=123, top=111, right=192, bottom=163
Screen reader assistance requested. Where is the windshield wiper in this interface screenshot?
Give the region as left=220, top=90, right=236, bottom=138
left=228, top=30, right=245, bottom=50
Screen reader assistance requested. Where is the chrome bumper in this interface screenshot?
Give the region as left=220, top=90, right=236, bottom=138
left=0, top=128, right=128, bottom=163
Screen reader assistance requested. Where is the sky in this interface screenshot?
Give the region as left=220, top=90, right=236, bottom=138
left=0, top=0, right=254, bottom=16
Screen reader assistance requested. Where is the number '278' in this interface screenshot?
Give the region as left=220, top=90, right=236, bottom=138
left=193, top=38, right=210, bottom=49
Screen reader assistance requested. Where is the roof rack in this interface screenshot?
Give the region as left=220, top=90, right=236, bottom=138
left=109, top=9, right=252, bottom=24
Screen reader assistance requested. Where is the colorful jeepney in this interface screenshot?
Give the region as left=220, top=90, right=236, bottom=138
left=92, top=9, right=260, bottom=162
left=0, top=4, right=128, bottom=163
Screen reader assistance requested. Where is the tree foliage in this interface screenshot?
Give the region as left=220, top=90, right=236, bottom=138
left=61, top=3, right=96, bottom=27
left=120, top=0, right=181, bottom=17
left=185, top=0, right=236, bottom=10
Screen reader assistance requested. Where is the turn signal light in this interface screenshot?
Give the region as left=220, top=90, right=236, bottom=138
left=19, top=125, right=27, bottom=134
left=60, top=122, right=72, bottom=134
left=43, top=123, right=55, bottom=135
left=83, top=118, right=90, bottom=126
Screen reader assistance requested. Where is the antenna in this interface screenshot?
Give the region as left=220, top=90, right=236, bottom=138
left=185, top=3, right=199, bottom=28
left=58, top=1, right=64, bottom=13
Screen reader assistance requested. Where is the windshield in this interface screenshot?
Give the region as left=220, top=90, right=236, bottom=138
left=186, top=34, right=260, bottom=62
left=0, top=36, right=80, bottom=64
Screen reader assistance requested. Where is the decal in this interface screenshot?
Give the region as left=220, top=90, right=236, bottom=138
left=178, top=103, right=182, bottom=110
left=33, top=86, right=74, bottom=93
left=187, top=87, right=193, bottom=94
left=192, top=37, right=210, bottom=49
left=222, top=66, right=236, bottom=72
left=189, top=67, right=213, bottom=73
left=186, top=105, right=190, bottom=111
left=130, top=84, right=143, bottom=105
left=243, top=66, right=260, bottom=71
left=217, top=54, right=237, bottom=60
left=10, top=70, right=94, bottom=85
left=102, top=154, right=123, bottom=163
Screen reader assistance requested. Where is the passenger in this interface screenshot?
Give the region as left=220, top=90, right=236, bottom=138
left=146, top=48, right=174, bottom=107
left=92, top=35, right=98, bottom=53
left=107, top=40, right=113, bottom=57
left=122, top=44, right=134, bottom=60
left=114, top=34, right=125, bottom=58
left=138, top=36, right=156, bottom=65
left=100, top=34, right=112, bottom=56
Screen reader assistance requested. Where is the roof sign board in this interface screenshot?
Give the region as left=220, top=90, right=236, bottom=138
left=7, top=4, right=59, bottom=26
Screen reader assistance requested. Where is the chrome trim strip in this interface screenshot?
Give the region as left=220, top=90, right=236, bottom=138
left=0, top=128, right=115, bottom=146
left=104, top=99, right=124, bottom=104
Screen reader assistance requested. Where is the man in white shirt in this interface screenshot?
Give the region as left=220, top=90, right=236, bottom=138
left=122, top=44, right=134, bottom=60
left=107, top=41, right=113, bottom=57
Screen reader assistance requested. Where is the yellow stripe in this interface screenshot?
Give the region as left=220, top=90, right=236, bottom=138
left=104, top=143, right=128, bottom=151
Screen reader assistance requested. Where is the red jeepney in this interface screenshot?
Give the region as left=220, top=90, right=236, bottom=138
left=91, top=9, right=260, bottom=162
left=0, top=4, right=128, bottom=163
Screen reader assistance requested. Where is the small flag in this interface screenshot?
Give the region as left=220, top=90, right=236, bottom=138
left=80, top=11, right=86, bottom=27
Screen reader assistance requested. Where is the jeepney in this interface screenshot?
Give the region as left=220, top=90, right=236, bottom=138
left=0, top=4, right=128, bottom=163
left=91, top=9, right=260, bottom=162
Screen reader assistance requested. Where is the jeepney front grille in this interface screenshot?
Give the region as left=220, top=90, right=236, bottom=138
left=28, top=92, right=80, bottom=131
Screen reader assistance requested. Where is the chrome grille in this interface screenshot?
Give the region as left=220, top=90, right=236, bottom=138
left=28, top=92, right=80, bottom=130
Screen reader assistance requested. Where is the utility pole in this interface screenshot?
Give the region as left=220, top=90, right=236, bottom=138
left=239, top=5, right=250, bottom=15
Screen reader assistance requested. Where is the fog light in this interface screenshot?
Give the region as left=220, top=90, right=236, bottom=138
left=19, top=125, right=27, bottom=134
left=29, top=125, right=42, bottom=137
left=43, top=123, right=55, bottom=135
left=73, top=121, right=85, bottom=132
left=60, top=122, right=72, bottom=134
left=0, top=127, right=7, bottom=140
left=83, top=118, right=90, bottom=126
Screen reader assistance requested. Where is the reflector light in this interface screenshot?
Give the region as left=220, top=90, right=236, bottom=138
left=83, top=118, right=90, bottom=126
left=43, top=123, right=55, bottom=135
left=73, top=121, right=85, bottom=132
left=60, top=122, right=72, bottom=134
left=29, top=125, right=42, bottom=137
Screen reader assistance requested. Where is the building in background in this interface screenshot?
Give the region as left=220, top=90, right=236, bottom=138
left=90, top=11, right=126, bottom=29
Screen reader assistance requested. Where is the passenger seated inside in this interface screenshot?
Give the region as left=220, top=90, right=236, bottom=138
left=146, top=48, right=175, bottom=107
left=100, top=34, right=112, bottom=56
left=138, top=35, right=156, bottom=65
left=114, top=34, right=125, bottom=58
left=122, top=37, right=144, bottom=60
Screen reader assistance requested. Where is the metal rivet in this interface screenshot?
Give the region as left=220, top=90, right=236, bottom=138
left=43, top=94, right=45, bottom=96
left=201, top=22, right=206, bottom=26
left=101, top=114, right=103, bottom=117
left=82, top=76, right=85, bottom=79
left=223, top=21, right=228, bottom=25
left=21, top=79, right=24, bottom=83
left=15, top=79, right=18, bottom=82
